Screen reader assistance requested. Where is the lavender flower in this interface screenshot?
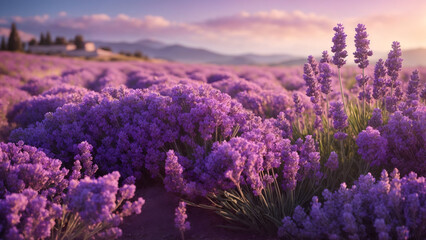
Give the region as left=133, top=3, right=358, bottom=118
left=320, top=50, right=331, bottom=64
left=175, top=201, right=190, bottom=236
left=329, top=101, right=348, bottom=130
left=356, top=126, right=388, bottom=166
left=368, top=108, right=383, bottom=128
left=292, top=93, right=304, bottom=115
left=278, top=170, right=426, bottom=239
left=318, top=63, right=333, bottom=95
left=331, top=24, right=348, bottom=68
left=164, top=150, right=189, bottom=194
left=353, top=24, right=373, bottom=69
left=303, top=63, right=320, bottom=103
left=406, top=69, right=420, bottom=105
left=373, top=59, right=387, bottom=100
left=307, top=55, right=319, bottom=76
left=325, top=151, right=339, bottom=171
left=385, top=41, right=403, bottom=89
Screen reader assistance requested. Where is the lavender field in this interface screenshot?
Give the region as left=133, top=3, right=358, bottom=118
left=0, top=22, right=425, bottom=240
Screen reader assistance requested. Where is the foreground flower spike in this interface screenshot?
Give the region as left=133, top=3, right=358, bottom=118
left=325, top=151, right=339, bottom=171
left=331, top=23, right=348, bottom=111
left=368, top=108, right=383, bottom=128
left=330, top=101, right=348, bottom=131
left=354, top=24, right=373, bottom=69
left=354, top=24, right=373, bottom=119
left=407, top=69, right=420, bottom=103
left=307, top=55, right=319, bottom=76
left=385, top=41, right=403, bottom=93
left=278, top=170, right=426, bottom=239
left=303, top=63, right=320, bottom=104
left=320, top=50, right=331, bottom=64
left=373, top=59, right=387, bottom=101
left=331, top=24, right=348, bottom=68
left=175, top=201, right=190, bottom=240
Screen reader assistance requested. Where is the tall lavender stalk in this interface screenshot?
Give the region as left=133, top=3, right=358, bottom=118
left=331, top=24, right=348, bottom=112
left=354, top=24, right=373, bottom=119
left=385, top=41, right=403, bottom=103
left=318, top=62, right=332, bottom=128
left=373, top=59, right=387, bottom=108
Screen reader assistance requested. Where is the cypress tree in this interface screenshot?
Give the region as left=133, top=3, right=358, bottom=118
left=45, top=31, right=52, bottom=45
left=29, top=38, right=37, bottom=46
left=40, top=33, right=45, bottom=45
left=0, top=36, right=6, bottom=50
left=74, top=35, right=84, bottom=49
left=8, top=23, right=22, bottom=51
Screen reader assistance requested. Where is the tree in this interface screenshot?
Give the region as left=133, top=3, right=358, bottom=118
left=28, top=38, right=37, bottom=46
left=40, top=33, right=45, bottom=45
left=99, top=46, right=111, bottom=51
left=45, top=31, right=52, bottom=45
left=0, top=36, right=6, bottom=50
left=8, top=23, right=22, bottom=51
left=55, top=36, right=67, bottom=45
left=74, top=35, right=84, bottom=49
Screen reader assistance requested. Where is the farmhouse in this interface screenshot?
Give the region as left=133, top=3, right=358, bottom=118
left=28, top=42, right=113, bottom=57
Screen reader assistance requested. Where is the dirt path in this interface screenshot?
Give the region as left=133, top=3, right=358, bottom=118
left=119, top=185, right=276, bottom=240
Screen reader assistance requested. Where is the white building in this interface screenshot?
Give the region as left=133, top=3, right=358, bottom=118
left=28, top=42, right=112, bottom=57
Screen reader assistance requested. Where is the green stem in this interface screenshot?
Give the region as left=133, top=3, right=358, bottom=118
left=338, top=67, right=346, bottom=113
left=362, top=68, right=365, bottom=121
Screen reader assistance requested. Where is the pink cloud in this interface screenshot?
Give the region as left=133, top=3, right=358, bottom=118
left=1, top=8, right=425, bottom=55
left=0, top=27, right=36, bottom=41
left=58, top=11, right=67, bottom=17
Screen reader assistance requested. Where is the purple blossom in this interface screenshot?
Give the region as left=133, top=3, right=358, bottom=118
left=164, top=150, right=190, bottom=194
left=320, top=50, right=331, bottom=64
left=407, top=70, right=420, bottom=102
left=353, top=24, right=373, bottom=69
left=292, top=93, right=304, bottom=115
left=307, top=55, right=319, bottom=76
left=174, top=201, right=190, bottom=233
left=329, top=101, right=348, bottom=130
left=331, top=24, right=348, bottom=68
left=318, top=63, right=333, bottom=95
left=356, top=126, right=388, bottom=166
left=303, top=63, right=320, bottom=103
left=325, top=151, right=339, bottom=171
left=334, top=131, right=348, bottom=141
left=368, top=108, right=383, bottom=128
left=373, top=59, right=388, bottom=100
left=278, top=170, right=426, bottom=239
left=385, top=41, right=403, bottom=88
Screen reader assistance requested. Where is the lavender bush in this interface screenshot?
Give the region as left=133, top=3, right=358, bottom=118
left=278, top=169, right=425, bottom=239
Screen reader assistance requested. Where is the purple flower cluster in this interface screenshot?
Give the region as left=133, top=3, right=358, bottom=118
left=356, top=126, right=388, bottom=166
left=385, top=41, right=403, bottom=87
left=318, top=63, right=333, bottom=95
left=373, top=59, right=387, bottom=101
left=0, top=189, right=62, bottom=240
left=175, top=201, right=190, bottom=233
left=357, top=109, right=425, bottom=175
left=303, top=63, right=320, bottom=104
left=279, top=169, right=426, bottom=239
left=9, top=85, right=90, bottom=127
left=329, top=101, right=348, bottom=131
left=0, top=141, right=144, bottom=239
left=353, top=24, right=373, bottom=69
left=331, top=24, right=348, bottom=68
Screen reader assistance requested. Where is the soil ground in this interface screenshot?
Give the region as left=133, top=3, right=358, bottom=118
left=119, top=185, right=277, bottom=240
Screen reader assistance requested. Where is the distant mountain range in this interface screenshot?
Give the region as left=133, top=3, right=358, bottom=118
left=92, top=39, right=426, bottom=66
left=92, top=39, right=304, bottom=65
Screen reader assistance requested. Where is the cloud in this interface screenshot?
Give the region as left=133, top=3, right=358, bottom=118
left=0, top=9, right=425, bottom=55
left=0, top=27, right=36, bottom=41
left=58, top=11, right=67, bottom=17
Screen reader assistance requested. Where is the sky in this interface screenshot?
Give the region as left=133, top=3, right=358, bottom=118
left=1, top=0, right=426, bottom=56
